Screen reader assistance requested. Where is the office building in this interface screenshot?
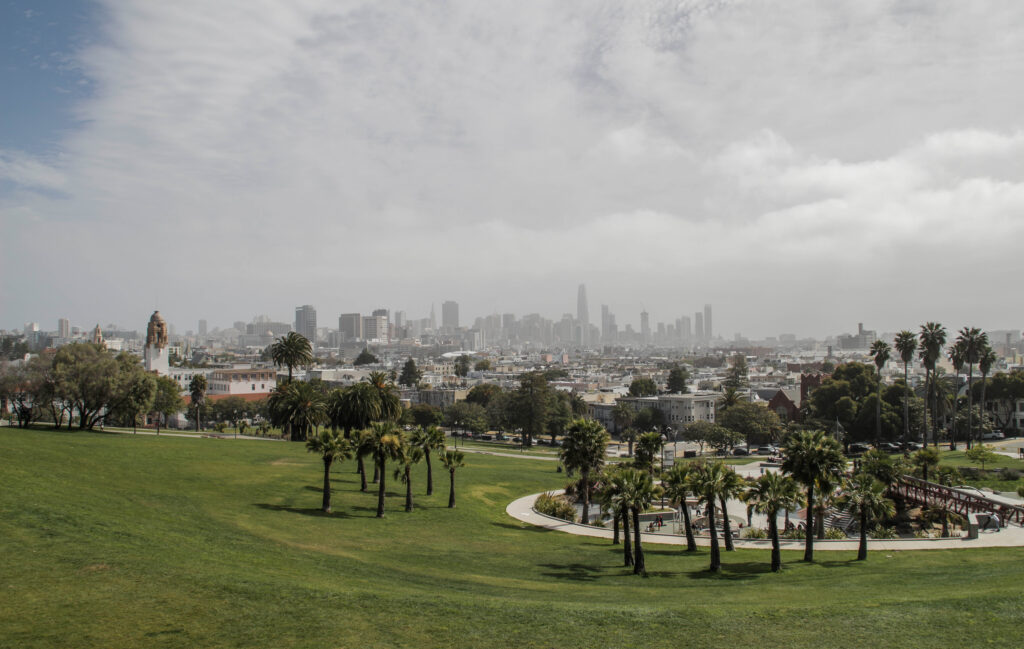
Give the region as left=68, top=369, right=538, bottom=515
left=58, top=318, right=70, bottom=339
left=695, top=312, right=704, bottom=341
left=295, top=305, right=317, bottom=343
left=442, top=301, right=459, bottom=330
left=576, top=284, right=590, bottom=346
left=338, top=313, right=362, bottom=341
left=198, top=319, right=208, bottom=336
left=704, top=304, right=713, bottom=341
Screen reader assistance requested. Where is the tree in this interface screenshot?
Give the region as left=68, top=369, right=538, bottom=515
left=965, top=444, right=999, bottom=471
left=837, top=473, right=895, bottom=560
left=407, top=403, right=442, bottom=429
left=398, top=357, right=422, bottom=388
left=473, top=359, right=492, bottom=372
left=628, top=377, right=658, bottom=397
left=454, top=355, right=471, bottom=378
left=912, top=446, right=940, bottom=482
left=366, top=371, right=402, bottom=423
left=716, top=465, right=745, bottom=552
left=705, top=424, right=744, bottom=455
left=511, top=372, right=549, bottom=447
left=611, top=402, right=635, bottom=452
left=634, top=431, right=663, bottom=475
left=690, top=461, right=732, bottom=572
left=444, top=401, right=487, bottom=435
left=948, top=340, right=966, bottom=450
left=666, top=364, right=690, bottom=394
left=306, top=429, right=352, bottom=513
left=440, top=449, right=466, bottom=508
left=465, top=383, right=502, bottom=408
left=368, top=422, right=405, bottom=517
left=353, top=348, right=378, bottom=366
left=661, top=463, right=697, bottom=552
left=919, top=323, right=948, bottom=447
left=723, top=354, right=749, bottom=391
left=394, top=443, right=424, bottom=512
left=893, top=331, right=917, bottom=451
left=267, top=380, right=327, bottom=442
left=616, top=467, right=659, bottom=575
left=109, top=370, right=156, bottom=433
left=870, top=340, right=891, bottom=446
left=409, top=425, right=446, bottom=495
left=606, top=469, right=634, bottom=567
left=350, top=428, right=374, bottom=492
left=559, top=419, right=610, bottom=524
left=781, top=430, right=845, bottom=562
left=269, top=332, right=313, bottom=382
left=152, top=375, right=184, bottom=433
left=743, top=471, right=801, bottom=571
left=329, top=383, right=380, bottom=437
left=957, top=327, right=988, bottom=449
left=188, top=374, right=208, bottom=432
left=978, top=344, right=997, bottom=436
left=718, top=401, right=783, bottom=448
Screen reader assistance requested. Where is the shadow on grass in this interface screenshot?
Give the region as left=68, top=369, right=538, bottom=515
left=684, top=560, right=766, bottom=580
left=539, top=563, right=608, bottom=581
left=253, top=503, right=351, bottom=519
left=490, top=521, right=554, bottom=533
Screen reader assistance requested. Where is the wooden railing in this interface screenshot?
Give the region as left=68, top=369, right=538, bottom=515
left=891, top=475, right=1024, bottom=526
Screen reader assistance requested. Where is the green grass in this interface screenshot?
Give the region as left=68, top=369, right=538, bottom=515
left=2, top=429, right=1024, bottom=648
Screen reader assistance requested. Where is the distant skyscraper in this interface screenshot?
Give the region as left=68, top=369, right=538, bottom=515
left=703, top=304, right=713, bottom=341
left=601, top=305, right=610, bottom=342
left=57, top=318, right=70, bottom=339
left=198, top=319, right=208, bottom=336
left=338, top=313, right=362, bottom=341
left=695, top=312, right=704, bottom=341
left=442, top=301, right=459, bottom=330
left=640, top=310, right=651, bottom=344
left=362, top=314, right=389, bottom=342
left=295, top=305, right=317, bottom=343
left=680, top=315, right=692, bottom=341
left=576, top=284, right=590, bottom=346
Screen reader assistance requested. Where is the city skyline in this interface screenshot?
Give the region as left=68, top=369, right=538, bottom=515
left=3, top=2, right=1023, bottom=336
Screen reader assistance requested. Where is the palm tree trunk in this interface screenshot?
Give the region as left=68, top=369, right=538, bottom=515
left=966, top=366, right=974, bottom=449
left=372, top=463, right=380, bottom=484
left=632, top=506, right=645, bottom=576
left=613, top=511, right=620, bottom=544
left=803, top=485, right=815, bottom=562
left=858, top=509, right=868, bottom=560
left=322, top=457, right=332, bottom=513
left=720, top=495, right=734, bottom=551
left=708, top=498, right=720, bottom=572
left=358, top=456, right=368, bottom=492
left=580, top=469, right=590, bottom=525
left=980, top=378, right=988, bottom=437
left=921, top=367, right=930, bottom=446
left=950, top=380, right=959, bottom=451
left=425, top=450, right=434, bottom=496
left=405, top=468, right=413, bottom=512
left=448, top=469, right=456, bottom=508
left=769, top=512, right=781, bottom=572
left=903, top=362, right=910, bottom=453
left=376, top=458, right=386, bottom=518
left=681, top=499, right=696, bottom=552
left=622, top=508, right=633, bottom=566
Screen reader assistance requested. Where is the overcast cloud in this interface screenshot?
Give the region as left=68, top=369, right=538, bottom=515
left=2, top=0, right=1023, bottom=338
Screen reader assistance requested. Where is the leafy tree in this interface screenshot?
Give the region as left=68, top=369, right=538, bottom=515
left=152, top=375, right=184, bottom=433
left=353, top=348, right=378, bottom=366
left=454, top=355, right=471, bottom=378
left=0, top=355, right=48, bottom=427
left=893, top=331, right=917, bottom=450
left=919, top=323, right=948, bottom=447
left=398, top=357, right=422, bottom=387
left=368, top=422, right=405, bottom=517
left=956, top=327, right=988, bottom=448
left=682, top=420, right=729, bottom=455
left=267, top=380, right=326, bottom=442
left=743, top=471, right=801, bottom=571
left=837, top=474, right=895, bottom=560
left=666, top=364, right=690, bottom=394
left=465, top=383, right=502, bottom=408
left=407, top=403, right=442, bottom=429
left=705, top=424, right=744, bottom=455
left=781, top=430, right=845, bottom=562
left=611, top=401, right=635, bottom=453
left=965, top=444, right=999, bottom=471
left=723, top=354, right=749, bottom=391
left=188, top=374, right=208, bottom=432
left=870, top=340, right=891, bottom=445
left=440, top=449, right=466, bottom=508
left=306, top=429, right=352, bottom=513
left=444, top=401, right=487, bottom=435
left=109, top=369, right=156, bottom=433
left=474, top=359, right=492, bottom=371
left=409, top=425, right=446, bottom=495
left=511, top=372, right=550, bottom=447
left=628, top=377, right=658, bottom=397
left=559, top=418, right=610, bottom=524
left=718, top=401, right=783, bottom=447
left=269, top=332, right=313, bottom=382
left=661, top=463, right=697, bottom=551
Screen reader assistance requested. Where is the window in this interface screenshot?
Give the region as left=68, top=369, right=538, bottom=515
left=252, top=384, right=256, bottom=391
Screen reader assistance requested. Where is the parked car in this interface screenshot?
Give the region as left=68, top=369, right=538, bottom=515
left=756, top=446, right=775, bottom=455
left=902, top=442, right=924, bottom=451
left=982, top=431, right=1005, bottom=440
left=876, top=442, right=901, bottom=453
left=479, top=434, right=493, bottom=441
left=847, top=442, right=870, bottom=455
left=732, top=447, right=750, bottom=456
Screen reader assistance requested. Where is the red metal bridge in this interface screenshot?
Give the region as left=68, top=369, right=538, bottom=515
left=891, top=475, right=1024, bottom=527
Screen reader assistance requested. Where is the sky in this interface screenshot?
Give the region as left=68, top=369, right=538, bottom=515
left=3, top=0, right=1024, bottom=339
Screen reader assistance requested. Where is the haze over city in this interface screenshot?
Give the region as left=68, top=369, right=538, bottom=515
left=3, top=1, right=1023, bottom=336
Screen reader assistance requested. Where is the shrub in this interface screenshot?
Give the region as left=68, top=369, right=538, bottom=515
left=998, top=467, right=1022, bottom=481
left=781, top=528, right=805, bottom=540
left=742, top=527, right=767, bottom=539
left=534, top=492, right=576, bottom=522
left=870, top=526, right=898, bottom=539
left=825, top=527, right=847, bottom=539
left=1017, top=484, right=1024, bottom=498
left=914, top=529, right=934, bottom=539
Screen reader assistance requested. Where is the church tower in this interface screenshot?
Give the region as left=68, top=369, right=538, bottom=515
left=144, top=311, right=170, bottom=375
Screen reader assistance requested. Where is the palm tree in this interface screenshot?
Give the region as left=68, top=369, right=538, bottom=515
left=956, top=327, right=988, bottom=449
left=717, top=466, right=745, bottom=552
left=743, top=472, right=801, bottom=572
left=611, top=402, right=635, bottom=455
left=634, top=431, right=664, bottom=476
left=269, top=332, right=313, bottom=383
left=559, top=418, right=610, bottom=525
left=605, top=469, right=633, bottom=566
left=781, top=430, right=845, bottom=562
left=869, top=340, right=891, bottom=446
left=661, top=463, right=697, bottom=552
left=350, top=428, right=374, bottom=492
left=305, top=429, right=352, bottom=513
left=948, top=340, right=966, bottom=450
left=394, top=443, right=424, bottom=512
left=616, top=467, right=659, bottom=576
left=366, top=371, right=402, bottom=423
left=368, top=422, right=405, bottom=517
left=267, top=380, right=327, bottom=442
left=329, top=383, right=381, bottom=437
left=837, top=473, right=896, bottom=560
left=911, top=446, right=941, bottom=482
left=893, top=331, right=917, bottom=452
left=188, top=374, right=207, bottom=432
left=691, top=461, right=731, bottom=572
left=440, top=449, right=466, bottom=508
left=919, top=323, right=947, bottom=447
left=978, top=344, right=997, bottom=435
left=409, top=425, right=446, bottom=495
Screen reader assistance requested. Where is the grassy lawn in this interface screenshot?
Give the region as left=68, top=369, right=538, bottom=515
left=2, top=428, right=1024, bottom=648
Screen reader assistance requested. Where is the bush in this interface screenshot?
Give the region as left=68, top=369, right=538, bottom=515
left=1017, top=484, right=1024, bottom=498
left=742, top=527, right=767, bottom=539
left=870, top=526, right=898, bottom=539
left=825, top=527, right=847, bottom=539
left=998, top=467, right=1022, bottom=481
left=914, top=529, right=935, bottom=539
left=781, top=528, right=805, bottom=540
left=533, top=492, right=576, bottom=522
